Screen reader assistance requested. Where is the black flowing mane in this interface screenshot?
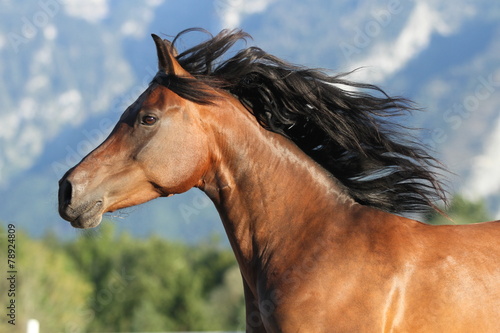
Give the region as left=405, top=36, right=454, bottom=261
left=153, top=28, right=447, bottom=215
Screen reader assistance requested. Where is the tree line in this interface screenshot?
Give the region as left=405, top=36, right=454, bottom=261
left=0, top=223, right=245, bottom=332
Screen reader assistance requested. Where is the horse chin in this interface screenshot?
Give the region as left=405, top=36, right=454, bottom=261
left=70, top=213, right=103, bottom=229
left=60, top=200, right=104, bottom=229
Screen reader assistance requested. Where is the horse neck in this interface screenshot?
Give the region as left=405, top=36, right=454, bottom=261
left=199, top=97, right=357, bottom=286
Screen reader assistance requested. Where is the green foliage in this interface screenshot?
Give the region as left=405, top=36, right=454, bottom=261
left=0, top=222, right=244, bottom=332
left=0, top=227, right=93, bottom=333
left=425, top=194, right=492, bottom=225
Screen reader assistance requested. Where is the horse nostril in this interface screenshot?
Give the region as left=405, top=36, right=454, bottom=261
left=59, top=178, right=73, bottom=207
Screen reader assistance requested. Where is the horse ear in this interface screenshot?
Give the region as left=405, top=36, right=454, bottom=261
left=151, top=34, right=188, bottom=76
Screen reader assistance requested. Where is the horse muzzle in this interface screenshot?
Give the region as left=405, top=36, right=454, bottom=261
left=58, top=177, right=104, bottom=228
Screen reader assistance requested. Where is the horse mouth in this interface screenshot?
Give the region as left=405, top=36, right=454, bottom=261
left=59, top=200, right=104, bottom=229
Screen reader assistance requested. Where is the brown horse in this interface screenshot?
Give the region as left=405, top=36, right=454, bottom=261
left=58, top=29, right=500, bottom=332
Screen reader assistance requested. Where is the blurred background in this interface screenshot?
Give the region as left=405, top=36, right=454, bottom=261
left=0, top=0, right=499, bottom=331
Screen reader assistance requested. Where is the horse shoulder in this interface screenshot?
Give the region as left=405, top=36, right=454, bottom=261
left=265, top=210, right=500, bottom=331
left=380, top=218, right=500, bottom=332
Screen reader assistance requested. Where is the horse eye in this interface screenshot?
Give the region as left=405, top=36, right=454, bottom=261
left=141, top=115, right=157, bottom=126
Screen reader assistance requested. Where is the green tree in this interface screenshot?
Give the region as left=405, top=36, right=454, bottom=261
left=204, top=264, right=246, bottom=329
left=426, top=194, right=492, bottom=225
left=0, top=221, right=244, bottom=332
left=0, top=224, right=93, bottom=333
left=64, top=222, right=243, bottom=331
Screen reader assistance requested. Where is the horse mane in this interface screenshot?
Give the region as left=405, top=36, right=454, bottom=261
left=153, top=28, right=448, bottom=215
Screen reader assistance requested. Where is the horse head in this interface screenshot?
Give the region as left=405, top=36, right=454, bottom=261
left=58, top=35, right=213, bottom=228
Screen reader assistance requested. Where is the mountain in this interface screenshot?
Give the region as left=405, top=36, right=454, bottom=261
left=1, top=0, right=499, bottom=240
